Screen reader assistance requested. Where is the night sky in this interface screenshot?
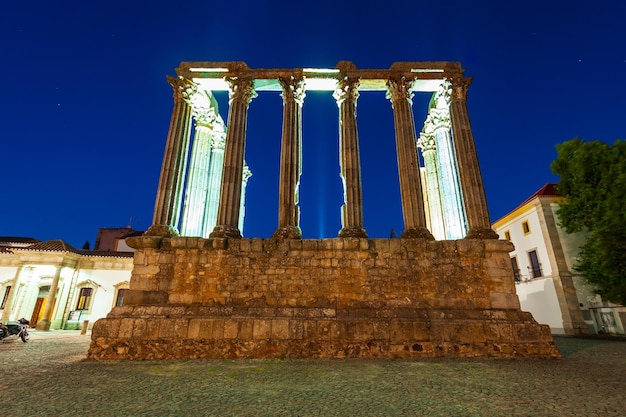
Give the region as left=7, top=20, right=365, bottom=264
left=2, top=1, right=624, bottom=248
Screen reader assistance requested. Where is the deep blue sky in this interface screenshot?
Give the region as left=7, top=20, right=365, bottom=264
left=1, top=1, right=624, bottom=247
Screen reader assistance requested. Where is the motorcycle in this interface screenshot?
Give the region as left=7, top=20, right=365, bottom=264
left=0, top=318, right=30, bottom=343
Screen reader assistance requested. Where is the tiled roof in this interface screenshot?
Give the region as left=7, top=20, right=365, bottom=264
left=0, top=236, right=40, bottom=245
left=24, top=240, right=79, bottom=252
left=16, top=239, right=133, bottom=258
left=518, top=183, right=561, bottom=207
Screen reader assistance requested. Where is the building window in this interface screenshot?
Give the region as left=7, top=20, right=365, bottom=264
left=528, top=250, right=542, bottom=278
left=504, top=230, right=511, bottom=241
left=510, top=257, right=521, bottom=281
left=115, top=288, right=128, bottom=307
left=0, top=286, right=11, bottom=309
left=522, top=221, right=530, bottom=235
left=76, top=287, right=93, bottom=310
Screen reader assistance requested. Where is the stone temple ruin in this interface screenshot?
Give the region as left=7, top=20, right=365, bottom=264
left=88, top=62, right=559, bottom=359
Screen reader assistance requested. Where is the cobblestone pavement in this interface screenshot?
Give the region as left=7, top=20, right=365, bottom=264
left=1, top=331, right=624, bottom=417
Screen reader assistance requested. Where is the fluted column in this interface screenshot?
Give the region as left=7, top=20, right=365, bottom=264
left=210, top=78, right=257, bottom=239
left=202, top=127, right=226, bottom=237
left=35, top=266, right=61, bottom=331
left=386, top=77, right=434, bottom=239
left=418, top=132, right=445, bottom=240
left=273, top=76, right=305, bottom=239
left=145, top=76, right=194, bottom=237
left=448, top=77, right=498, bottom=239
left=180, top=108, right=215, bottom=237
left=333, top=77, right=368, bottom=238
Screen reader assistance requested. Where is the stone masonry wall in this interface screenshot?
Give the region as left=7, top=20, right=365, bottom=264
left=88, top=237, right=559, bottom=359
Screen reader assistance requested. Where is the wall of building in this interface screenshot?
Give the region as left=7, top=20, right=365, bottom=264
left=515, top=278, right=565, bottom=334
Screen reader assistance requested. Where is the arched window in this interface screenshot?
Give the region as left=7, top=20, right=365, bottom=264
left=76, top=287, right=93, bottom=310
left=113, top=281, right=129, bottom=308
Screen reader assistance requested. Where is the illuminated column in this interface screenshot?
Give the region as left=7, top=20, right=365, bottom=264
left=35, top=266, right=61, bottom=331
left=146, top=76, right=194, bottom=237
left=417, top=131, right=445, bottom=240
left=180, top=106, right=215, bottom=237
left=210, top=78, right=257, bottom=239
left=273, top=76, right=305, bottom=239
left=333, top=77, right=368, bottom=238
left=202, top=126, right=226, bottom=237
left=386, top=77, right=434, bottom=239
left=448, top=77, right=498, bottom=239
left=430, top=104, right=467, bottom=240
left=239, top=165, right=252, bottom=235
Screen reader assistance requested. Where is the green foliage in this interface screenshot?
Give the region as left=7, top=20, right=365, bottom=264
left=551, top=138, right=626, bottom=305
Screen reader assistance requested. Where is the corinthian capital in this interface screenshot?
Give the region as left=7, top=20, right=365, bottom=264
left=226, top=78, right=257, bottom=104
left=433, top=80, right=452, bottom=109
left=385, top=76, right=415, bottom=105
left=188, top=90, right=218, bottom=127
left=167, top=75, right=197, bottom=103
left=279, top=76, right=306, bottom=105
left=417, top=131, right=436, bottom=152
left=429, top=108, right=451, bottom=131
left=449, top=76, right=473, bottom=101
left=211, top=130, right=226, bottom=150
left=333, top=77, right=360, bottom=106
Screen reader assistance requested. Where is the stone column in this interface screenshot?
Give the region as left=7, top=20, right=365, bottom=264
left=431, top=111, right=467, bottom=240
left=0, top=265, right=25, bottom=321
left=239, top=165, right=252, bottom=235
left=448, top=77, right=498, bottom=239
left=180, top=107, right=215, bottom=237
left=202, top=127, right=226, bottom=237
left=386, top=77, right=434, bottom=239
left=145, top=76, right=194, bottom=237
left=210, top=78, right=257, bottom=239
left=418, top=131, right=445, bottom=240
left=273, top=76, right=306, bottom=239
left=35, top=266, right=61, bottom=331
left=333, top=77, right=368, bottom=238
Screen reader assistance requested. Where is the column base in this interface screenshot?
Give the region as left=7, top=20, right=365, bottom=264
left=338, top=227, right=368, bottom=238
left=465, top=227, right=499, bottom=239
left=144, top=224, right=179, bottom=237
left=35, top=319, right=51, bottom=331
left=272, top=226, right=302, bottom=239
left=209, top=225, right=242, bottom=239
left=401, top=227, right=435, bottom=240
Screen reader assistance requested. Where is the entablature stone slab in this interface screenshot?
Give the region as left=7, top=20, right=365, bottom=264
left=175, top=61, right=465, bottom=93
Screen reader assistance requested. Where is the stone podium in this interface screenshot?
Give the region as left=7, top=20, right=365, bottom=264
left=88, top=62, right=558, bottom=359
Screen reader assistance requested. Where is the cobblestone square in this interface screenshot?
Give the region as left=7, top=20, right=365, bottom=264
left=1, top=331, right=623, bottom=416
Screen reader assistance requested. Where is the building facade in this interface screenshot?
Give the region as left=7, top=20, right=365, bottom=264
left=492, top=184, right=625, bottom=335
left=0, top=232, right=133, bottom=331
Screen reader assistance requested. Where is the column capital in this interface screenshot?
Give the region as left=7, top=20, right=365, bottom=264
left=429, top=108, right=451, bottom=131
left=210, top=130, right=226, bottom=150
left=279, top=76, right=306, bottom=105
left=385, top=76, right=415, bottom=105
left=243, top=164, right=252, bottom=183
left=188, top=90, right=218, bottom=127
left=333, top=77, right=360, bottom=106
left=448, top=76, right=473, bottom=101
left=167, top=75, right=197, bottom=103
left=226, top=77, right=257, bottom=104
left=417, top=131, right=436, bottom=152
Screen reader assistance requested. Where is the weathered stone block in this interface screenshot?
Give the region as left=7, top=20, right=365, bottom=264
left=253, top=320, right=271, bottom=339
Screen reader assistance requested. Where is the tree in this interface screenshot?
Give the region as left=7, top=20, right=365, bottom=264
left=551, top=138, right=626, bottom=305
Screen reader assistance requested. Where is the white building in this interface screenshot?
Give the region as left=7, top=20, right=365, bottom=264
left=0, top=232, right=134, bottom=331
left=492, top=184, right=625, bottom=335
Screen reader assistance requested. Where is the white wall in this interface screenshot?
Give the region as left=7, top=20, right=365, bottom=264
left=516, top=277, right=565, bottom=334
